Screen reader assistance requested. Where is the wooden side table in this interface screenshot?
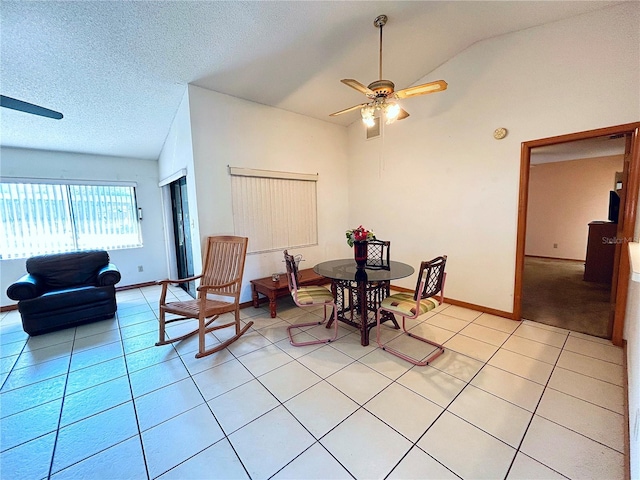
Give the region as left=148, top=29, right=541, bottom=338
left=250, top=268, right=330, bottom=318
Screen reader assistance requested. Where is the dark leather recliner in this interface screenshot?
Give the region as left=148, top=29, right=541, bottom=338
left=6, top=250, right=121, bottom=336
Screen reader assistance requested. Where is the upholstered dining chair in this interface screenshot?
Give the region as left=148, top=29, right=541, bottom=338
left=376, top=255, right=447, bottom=366
left=284, top=250, right=338, bottom=346
left=156, top=236, right=252, bottom=358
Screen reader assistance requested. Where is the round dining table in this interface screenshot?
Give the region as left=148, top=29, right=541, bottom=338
left=313, top=259, right=414, bottom=345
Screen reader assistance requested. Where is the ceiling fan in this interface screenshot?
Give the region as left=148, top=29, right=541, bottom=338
left=0, top=95, right=63, bottom=119
left=330, top=14, right=447, bottom=126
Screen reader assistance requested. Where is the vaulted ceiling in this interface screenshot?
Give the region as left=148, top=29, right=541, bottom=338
left=0, top=1, right=623, bottom=160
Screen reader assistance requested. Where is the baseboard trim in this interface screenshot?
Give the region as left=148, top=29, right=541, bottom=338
left=390, top=284, right=517, bottom=320
left=240, top=299, right=256, bottom=310
left=443, top=297, right=516, bottom=320
left=389, top=284, right=413, bottom=293
left=116, top=281, right=158, bottom=291
left=526, top=254, right=585, bottom=263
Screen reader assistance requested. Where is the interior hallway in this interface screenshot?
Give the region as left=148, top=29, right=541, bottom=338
left=522, top=256, right=612, bottom=338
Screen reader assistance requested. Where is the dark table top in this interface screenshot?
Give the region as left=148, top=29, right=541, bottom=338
left=313, top=259, right=414, bottom=282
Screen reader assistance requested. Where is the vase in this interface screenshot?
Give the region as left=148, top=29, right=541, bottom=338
left=354, top=241, right=368, bottom=268
left=354, top=267, right=368, bottom=282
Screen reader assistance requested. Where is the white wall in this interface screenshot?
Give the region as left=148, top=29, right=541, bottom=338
left=187, top=84, right=350, bottom=303
left=625, top=198, right=640, bottom=480
left=626, top=259, right=640, bottom=480
left=525, top=155, right=623, bottom=260
left=347, top=3, right=640, bottom=313
left=0, top=147, right=167, bottom=305
left=157, top=88, right=202, bottom=278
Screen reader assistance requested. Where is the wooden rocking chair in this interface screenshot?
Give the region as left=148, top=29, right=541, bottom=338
left=156, top=236, right=252, bottom=358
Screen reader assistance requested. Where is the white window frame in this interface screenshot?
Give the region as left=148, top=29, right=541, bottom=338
left=1, top=179, right=142, bottom=260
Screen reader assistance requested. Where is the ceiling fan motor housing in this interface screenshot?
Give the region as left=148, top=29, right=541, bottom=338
left=367, top=79, right=395, bottom=97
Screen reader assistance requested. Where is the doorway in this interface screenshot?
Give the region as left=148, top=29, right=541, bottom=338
left=514, top=122, right=640, bottom=347
left=169, top=176, right=195, bottom=297
left=521, top=139, right=625, bottom=337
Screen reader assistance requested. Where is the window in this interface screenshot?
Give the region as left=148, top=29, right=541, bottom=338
left=1, top=181, right=142, bottom=259
left=229, top=168, right=318, bottom=254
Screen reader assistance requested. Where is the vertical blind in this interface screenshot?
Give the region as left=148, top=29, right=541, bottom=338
left=1, top=182, right=142, bottom=259
left=230, top=168, right=318, bottom=254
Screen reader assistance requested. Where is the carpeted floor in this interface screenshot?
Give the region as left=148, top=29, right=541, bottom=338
left=522, top=256, right=612, bottom=338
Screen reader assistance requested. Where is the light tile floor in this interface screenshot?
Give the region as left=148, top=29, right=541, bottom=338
left=0, top=285, right=627, bottom=479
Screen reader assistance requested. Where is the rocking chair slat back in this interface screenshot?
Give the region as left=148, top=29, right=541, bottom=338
left=201, top=236, right=248, bottom=296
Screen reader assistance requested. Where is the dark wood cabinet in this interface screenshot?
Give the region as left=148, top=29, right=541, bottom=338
left=584, top=221, right=618, bottom=283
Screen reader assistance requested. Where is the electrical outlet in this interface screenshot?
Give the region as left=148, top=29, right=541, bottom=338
left=137, top=265, right=143, bottom=272
left=553, top=243, right=558, bottom=249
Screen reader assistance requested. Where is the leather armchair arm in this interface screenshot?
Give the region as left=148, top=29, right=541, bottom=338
left=6, top=274, right=42, bottom=301
left=97, top=263, right=121, bottom=286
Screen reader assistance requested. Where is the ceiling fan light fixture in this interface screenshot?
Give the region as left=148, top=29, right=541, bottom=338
left=361, top=105, right=376, bottom=127
left=384, top=101, right=400, bottom=124
left=362, top=114, right=376, bottom=128
left=361, top=100, right=401, bottom=126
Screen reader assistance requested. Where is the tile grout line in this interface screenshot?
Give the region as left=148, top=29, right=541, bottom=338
left=47, top=303, right=152, bottom=478
left=400, top=311, right=520, bottom=478
left=46, top=327, right=77, bottom=479
left=2, top=290, right=626, bottom=480
left=133, top=287, right=217, bottom=480
left=382, top=312, right=568, bottom=478
left=347, top=309, right=504, bottom=479
left=503, top=330, right=571, bottom=479
left=118, top=303, right=153, bottom=480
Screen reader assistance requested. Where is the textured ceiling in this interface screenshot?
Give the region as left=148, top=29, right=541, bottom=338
left=0, top=1, right=623, bottom=160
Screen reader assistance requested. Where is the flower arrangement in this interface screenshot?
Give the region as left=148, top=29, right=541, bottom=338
left=346, top=225, right=376, bottom=247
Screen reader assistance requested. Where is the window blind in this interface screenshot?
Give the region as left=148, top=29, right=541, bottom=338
left=1, top=182, right=142, bottom=259
left=230, top=169, right=318, bottom=254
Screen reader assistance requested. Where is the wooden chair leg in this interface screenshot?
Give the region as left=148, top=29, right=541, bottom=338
left=192, top=308, right=255, bottom=358
left=198, top=313, right=207, bottom=357
left=196, top=319, right=254, bottom=358
left=157, top=307, right=166, bottom=345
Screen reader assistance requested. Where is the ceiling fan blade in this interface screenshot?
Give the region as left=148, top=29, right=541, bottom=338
left=394, top=80, right=448, bottom=99
left=0, top=95, right=63, bottom=119
left=397, top=108, right=410, bottom=121
left=340, top=79, right=375, bottom=96
left=330, top=102, right=369, bottom=117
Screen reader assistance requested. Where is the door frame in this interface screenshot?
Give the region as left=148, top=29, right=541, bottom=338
left=169, top=176, right=196, bottom=297
left=514, top=122, right=640, bottom=346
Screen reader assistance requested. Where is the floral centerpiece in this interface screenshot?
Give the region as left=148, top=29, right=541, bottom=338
left=346, top=225, right=375, bottom=268
left=346, top=225, right=376, bottom=247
